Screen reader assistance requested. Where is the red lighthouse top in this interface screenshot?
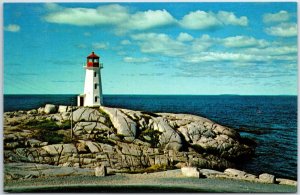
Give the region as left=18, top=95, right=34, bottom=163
left=87, top=52, right=100, bottom=67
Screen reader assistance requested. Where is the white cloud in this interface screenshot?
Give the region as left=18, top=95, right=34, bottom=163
left=121, top=40, right=131, bottom=45
left=44, top=3, right=62, bottom=11
left=191, top=34, right=216, bottom=52
left=123, top=57, right=150, bottom=63
left=244, top=45, right=297, bottom=56
left=92, top=42, right=109, bottom=49
left=131, top=33, right=186, bottom=56
left=44, top=4, right=129, bottom=26
left=44, top=4, right=249, bottom=33
left=121, top=9, right=176, bottom=31
left=222, top=36, right=269, bottom=48
left=130, top=32, right=295, bottom=67
left=177, top=32, right=194, bottom=42
left=180, top=11, right=222, bottom=29
left=263, top=10, right=290, bottom=24
left=217, top=11, right=248, bottom=26
left=4, top=24, right=20, bottom=32
left=265, top=23, right=297, bottom=37
left=184, top=52, right=266, bottom=63
left=44, top=4, right=175, bottom=33
left=179, top=10, right=247, bottom=30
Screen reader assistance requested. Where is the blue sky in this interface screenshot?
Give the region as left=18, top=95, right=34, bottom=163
left=4, top=2, right=298, bottom=95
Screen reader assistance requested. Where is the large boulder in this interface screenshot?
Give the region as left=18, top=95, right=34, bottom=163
left=152, top=117, right=182, bottom=151
left=73, top=122, right=111, bottom=136
left=95, top=165, right=107, bottom=177
left=162, top=113, right=252, bottom=160
left=259, top=173, right=275, bottom=184
left=42, top=144, right=77, bottom=155
left=101, top=107, right=136, bottom=140
left=276, top=178, right=297, bottom=186
left=78, top=140, right=114, bottom=153
left=181, top=167, right=200, bottom=178
left=58, top=105, right=68, bottom=113
left=44, top=104, right=57, bottom=114
left=72, top=107, right=106, bottom=123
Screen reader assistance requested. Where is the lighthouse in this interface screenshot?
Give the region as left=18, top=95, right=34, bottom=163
left=77, top=52, right=103, bottom=107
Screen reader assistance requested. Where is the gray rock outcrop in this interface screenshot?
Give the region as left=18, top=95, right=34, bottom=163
left=181, top=167, right=200, bottom=178
left=44, top=104, right=57, bottom=114
left=4, top=104, right=256, bottom=181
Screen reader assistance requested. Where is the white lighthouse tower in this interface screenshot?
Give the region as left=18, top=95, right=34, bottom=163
left=77, top=51, right=103, bottom=107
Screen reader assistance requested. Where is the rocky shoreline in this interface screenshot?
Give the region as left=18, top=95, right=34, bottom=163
left=3, top=104, right=296, bottom=189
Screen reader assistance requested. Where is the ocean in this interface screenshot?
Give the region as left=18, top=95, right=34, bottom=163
left=3, top=94, right=297, bottom=180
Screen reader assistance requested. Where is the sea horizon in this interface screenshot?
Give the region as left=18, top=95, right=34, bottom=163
left=3, top=94, right=297, bottom=96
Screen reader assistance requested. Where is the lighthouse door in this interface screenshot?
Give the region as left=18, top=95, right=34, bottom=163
left=79, top=97, right=84, bottom=106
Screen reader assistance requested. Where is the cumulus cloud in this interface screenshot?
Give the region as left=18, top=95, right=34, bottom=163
left=222, top=36, right=269, bottom=48
left=131, top=33, right=186, bottom=56
left=265, top=22, right=297, bottom=37
left=44, top=4, right=175, bottom=33
left=263, top=10, right=290, bottom=23
left=180, top=11, right=221, bottom=29
left=217, top=11, right=248, bottom=26
left=244, top=45, right=297, bottom=56
left=129, top=32, right=295, bottom=68
left=179, top=10, right=247, bottom=29
left=120, top=9, right=176, bottom=31
left=4, top=24, right=20, bottom=32
left=44, top=3, right=62, bottom=11
left=184, top=52, right=266, bottom=63
left=177, top=32, right=194, bottom=42
left=123, top=57, right=150, bottom=63
left=44, top=4, right=128, bottom=26
left=44, top=4, right=249, bottom=33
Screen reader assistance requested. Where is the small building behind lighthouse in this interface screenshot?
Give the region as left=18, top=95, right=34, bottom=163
left=77, top=51, right=103, bottom=107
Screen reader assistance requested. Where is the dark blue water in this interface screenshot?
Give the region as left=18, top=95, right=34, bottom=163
left=3, top=94, right=297, bottom=180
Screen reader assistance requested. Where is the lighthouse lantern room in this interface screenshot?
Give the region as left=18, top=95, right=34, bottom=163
left=77, top=52, right=103, bottom=107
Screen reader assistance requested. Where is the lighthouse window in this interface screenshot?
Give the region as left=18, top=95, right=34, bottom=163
left=88, top=59, right=93, bottom=62
left=94, top=84, right=97, bottom=89
left=94, top=72, right=97, bottom=77
left=95, top=96, right=98, bottom=102
left=94, top=59, right=99, bottom=63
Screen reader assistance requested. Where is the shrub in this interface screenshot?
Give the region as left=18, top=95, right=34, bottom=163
left=144, top=164, right=167, bottom=173
left=138, top=129, right=162, bottom=148
left=59, top=120, right=71, bottom=130
left=23, top=119, right=59, bottom=131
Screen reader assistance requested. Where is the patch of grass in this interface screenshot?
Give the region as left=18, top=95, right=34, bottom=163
left=63, top=134, right=77, bottom=143
left=59, top=120, right=71, bottom=130
left=144, top=164, right=167, bottom=173
left=21, top=119, right=73, bottom=144
left=138, top=129, right=162, bottom=148
left=98, top=108, right=114, bottom=128
left=125, top=164, right=169, bottom=174
left=22, top=119, right=60, bottom=131
left=21, top=119, right=72, bottom=131
left=33, top=129, right=63, bottom=144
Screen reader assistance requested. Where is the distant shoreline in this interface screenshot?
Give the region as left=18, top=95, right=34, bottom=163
left=3, top=94, right=297, bottom=96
